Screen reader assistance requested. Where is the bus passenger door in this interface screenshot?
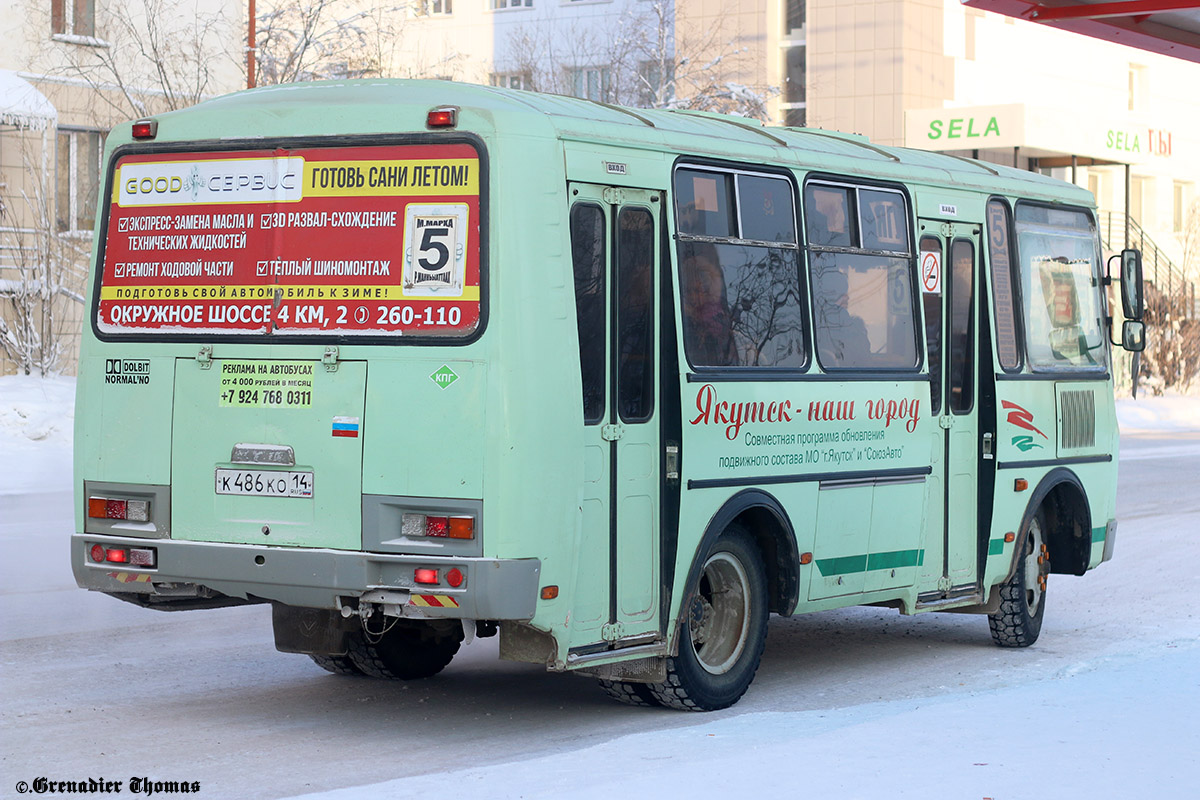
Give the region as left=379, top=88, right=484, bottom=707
left=567, top=184, right=662, bottom=652
left=918, top=222, right=983, bottom=602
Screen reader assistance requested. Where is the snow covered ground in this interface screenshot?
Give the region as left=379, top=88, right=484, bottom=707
left=2, top=376, right=1198, bottom=800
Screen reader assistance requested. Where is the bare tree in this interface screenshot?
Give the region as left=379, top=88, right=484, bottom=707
left=255, top=0, right=406, bottom=84
left=623, top=1, right=778, bottom=119
left=498, top=1, right=777, bottom=119
left=25, top=0, right=238, bottom=119
left=1, top=134, right=89, bottom=375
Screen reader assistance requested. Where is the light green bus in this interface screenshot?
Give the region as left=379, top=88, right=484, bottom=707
left=73, top=80, right=1146, bottom=711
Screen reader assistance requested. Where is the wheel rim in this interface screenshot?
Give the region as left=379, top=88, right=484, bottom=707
left=689, top=551, right=751, bottom=675
left=1022, top=516, right=1047, bottom=614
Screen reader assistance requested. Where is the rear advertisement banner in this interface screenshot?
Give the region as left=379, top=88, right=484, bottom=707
left=96, top=143, right=482, bottom=338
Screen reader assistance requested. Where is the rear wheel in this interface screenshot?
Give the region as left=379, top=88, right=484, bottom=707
left=989, top=508, right=1049, bottom=648
left=650, top=525, right=768, bottom=711
left=346, top=620, right=463, bottom=680
left=308, top=653, right=363, bottom=676
left=597, top=679, right=661, bottom=707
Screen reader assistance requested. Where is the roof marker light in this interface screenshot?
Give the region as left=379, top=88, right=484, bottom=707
left=426, top=107, right=458, bottom=129
left=131, top=119, right=158, bottom=140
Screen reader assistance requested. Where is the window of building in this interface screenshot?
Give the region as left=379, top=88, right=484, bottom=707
left=1128, top=64, right=1148, bottom=112
left=490, top=72, right=531, bottom=90
left=784, top=45, right=805, bottom=104
left=676, top=168, right=805, bottom=369
left=806, top=181, right=918, bottom=370
left=637, top=60, right=672, bottom=107
left=783, top=108, right=806, bottom=128
left=1174, top=181, right=1192, bottom=233
left=490, top=0, right=532, bottom=9
left=567, top=66, right=612, bottom=102
left=51, top=0, right=95, bottom=37
left=414, top=0, right=452, bottom=15
left=55, top=128, right=103, bottom=234
left=1131, top=175, right=1151, bottom=224
left=785, top=0, right=805, bottom=34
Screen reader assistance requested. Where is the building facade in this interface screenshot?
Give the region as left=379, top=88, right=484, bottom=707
left=0, top=0, right=243, bottom=376
left=3, top=0, right=1197, bottom=375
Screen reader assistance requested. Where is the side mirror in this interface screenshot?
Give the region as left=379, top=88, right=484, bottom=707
left=1121, top=319, right=1146, bottom=352
left=1121, top=249, right=1144, bottom=320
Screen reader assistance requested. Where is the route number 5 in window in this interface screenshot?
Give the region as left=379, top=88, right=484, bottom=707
left=404, top=203, right=469, bottom=297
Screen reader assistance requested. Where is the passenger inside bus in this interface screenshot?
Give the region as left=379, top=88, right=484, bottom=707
left=681, top=242, right=739, bottom=366
left=814, top=266, right=872, bottom=367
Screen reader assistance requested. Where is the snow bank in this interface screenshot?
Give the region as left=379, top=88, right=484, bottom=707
left=0, top=374, right=76, bottom=495
left=286, top=646, right=1199, bottom=800
left=1115, top=389, right=1200, bottom=433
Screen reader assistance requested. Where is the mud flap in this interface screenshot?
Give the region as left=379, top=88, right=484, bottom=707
left=272, top=604, right=356, bottom=655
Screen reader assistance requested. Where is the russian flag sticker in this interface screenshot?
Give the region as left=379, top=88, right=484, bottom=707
left=332, top=416, right=360, bottom=437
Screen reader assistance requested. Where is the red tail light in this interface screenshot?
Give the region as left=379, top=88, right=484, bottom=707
left=105, top=548, right=128, bottom=563
left=414, top=568, right=439, bottom=585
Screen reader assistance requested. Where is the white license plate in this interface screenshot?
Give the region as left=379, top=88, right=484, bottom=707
left=215, top=468, right=313, bottom=498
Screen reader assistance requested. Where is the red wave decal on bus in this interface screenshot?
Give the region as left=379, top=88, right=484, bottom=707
left=1001, top=400, right=1048, bottom=439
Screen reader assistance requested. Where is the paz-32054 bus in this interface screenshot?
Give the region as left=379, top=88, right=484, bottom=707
left=73, top=81, right=1146, bottom=710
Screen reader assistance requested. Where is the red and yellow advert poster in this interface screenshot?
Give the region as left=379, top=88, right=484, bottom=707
left=97, top=143, right=482, bottom=338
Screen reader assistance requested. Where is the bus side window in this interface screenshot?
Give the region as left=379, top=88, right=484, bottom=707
left=571, top=204, right=607, bottom=424
left=811, top=253, right=918, bottom=370
left=920, top=236, right=942, bottom=413
left=617, top=207, right=655, bottom=422
left=949, top=240, right=975, bottom=413
left=804, top=184, right=853, bottom=247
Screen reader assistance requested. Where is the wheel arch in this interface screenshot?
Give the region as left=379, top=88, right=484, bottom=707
left=682, top=489, right=800, bottom=621
left=1006, top=468, right=1093, bottom=580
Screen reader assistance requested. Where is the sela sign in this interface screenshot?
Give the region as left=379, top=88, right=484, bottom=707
left=1106, top=127, right=1173, bottom=158
left=905, top=105, right=1024, bottom=152
left=926, top=115, right=1001, bottom=141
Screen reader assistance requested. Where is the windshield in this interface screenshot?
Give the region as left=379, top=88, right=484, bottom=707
left=1014, top=205, right=1106, bottom=371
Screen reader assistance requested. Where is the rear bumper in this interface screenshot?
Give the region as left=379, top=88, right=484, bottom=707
left=71, top=533, right=541, bottom=620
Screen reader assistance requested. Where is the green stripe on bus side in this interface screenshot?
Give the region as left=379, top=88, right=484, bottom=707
left=866, top=549, right=924, bottom=570
left=1092, top=525, right=1107, bottom=544
left=988, top=538, right=1006, bottom=556
left=816, top=550, right=924, bottom=576
left=815, top=555, right=867, bottom=577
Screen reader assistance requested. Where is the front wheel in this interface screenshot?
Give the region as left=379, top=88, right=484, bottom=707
left=650, top=525, right=768, bottom=711
left=989, top=508, right=1050, bottom=648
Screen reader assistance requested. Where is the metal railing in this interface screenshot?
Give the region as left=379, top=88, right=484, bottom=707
left=1099, top=212, right=1196, bottom=320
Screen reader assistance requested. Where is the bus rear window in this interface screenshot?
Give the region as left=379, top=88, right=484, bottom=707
left=94, top=141, right=484, bottom=340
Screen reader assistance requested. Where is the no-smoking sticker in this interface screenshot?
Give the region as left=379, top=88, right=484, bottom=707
left=921, top=250, right=942, bottom=294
